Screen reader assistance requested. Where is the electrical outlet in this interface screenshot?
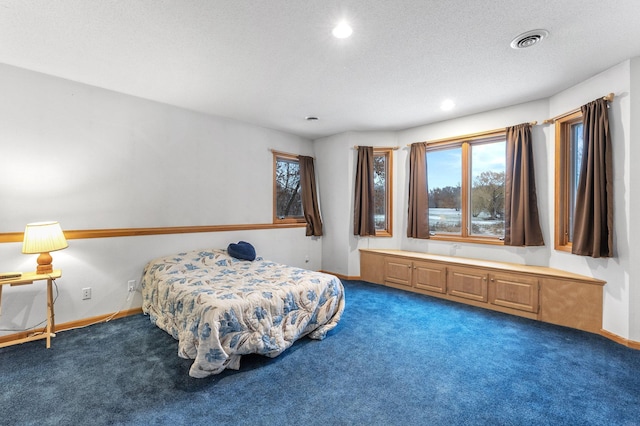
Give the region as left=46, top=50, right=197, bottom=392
left=127, top=279, right=136, bottom=292
left=82, top=287, right=91, bottom=300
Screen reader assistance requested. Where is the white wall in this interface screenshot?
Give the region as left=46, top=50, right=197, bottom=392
left=316, top=100, right=553, bottom=277
left=397, top=100, right=552, bottom=265
left=0, top=228, right=321, bottom=335
left=0, top=64, right=320, bottom=335
left=545, top=60, right=634, bottom=339
left=631, top=57, right=640, bottom=342
left=314, top=132, right=352, bottom=276
left=0, top=64, right=313, bottom=230
left=317, top=59, right=638, bottom=341
left=315, top=131, right=400, bottom=277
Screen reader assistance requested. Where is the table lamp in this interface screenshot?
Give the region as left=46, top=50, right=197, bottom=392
left=22, top=221, right=68, bottom=274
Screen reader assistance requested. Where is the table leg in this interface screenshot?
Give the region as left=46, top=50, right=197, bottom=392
left=46, top=278, right=54, bottom=348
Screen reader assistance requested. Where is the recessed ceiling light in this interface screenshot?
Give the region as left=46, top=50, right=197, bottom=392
left=440, top=99, right=455, bottom=111
left=332, top=21, right=353, bottom=39
left=510, top=29, right=549, bottom=49
left=305, top=116, right=319, bottom=121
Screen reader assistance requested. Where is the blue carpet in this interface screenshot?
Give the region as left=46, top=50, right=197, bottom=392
left=1, top=280, right=639, bottom=425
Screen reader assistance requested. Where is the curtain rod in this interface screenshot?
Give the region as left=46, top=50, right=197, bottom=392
left=352, top=146, right=399, bottom=150
left=269, top=148, right=315, bottom=159
left=543, top=93, right=615, bottom=124
left=406, top=121, right=538, bottom=147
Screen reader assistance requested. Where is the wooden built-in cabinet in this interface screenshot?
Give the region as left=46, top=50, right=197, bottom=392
left=360, top=249, right=604, bottom=334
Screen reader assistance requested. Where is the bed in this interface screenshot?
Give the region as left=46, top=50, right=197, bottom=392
left=140, top=248, right=345, bottom=378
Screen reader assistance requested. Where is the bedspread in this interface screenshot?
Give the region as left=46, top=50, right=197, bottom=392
left=141, top=249, right=345, bottom=378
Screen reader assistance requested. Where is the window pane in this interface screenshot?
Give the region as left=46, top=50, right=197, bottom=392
left=275, top=157, right=303, bottom=219
left=569, top=122, right=584, bottom=242
left=554, top=111, right=583, bottom=250
left=470, top=141, right=505, bottom=238
left=373, top=154, right=387, bottom=231
left=427, top=147, right=462, bottom=234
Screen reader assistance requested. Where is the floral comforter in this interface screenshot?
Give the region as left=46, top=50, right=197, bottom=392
left=141, top=249, right=345, bottom=378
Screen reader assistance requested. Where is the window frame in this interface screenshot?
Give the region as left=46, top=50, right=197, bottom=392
left=273, top=151, right=305, bottom=224
left=426, top=130, right=506, bottom=245
left=372, top=148, right=393, bottom=237
left=554, top=110, right=583, bottom=252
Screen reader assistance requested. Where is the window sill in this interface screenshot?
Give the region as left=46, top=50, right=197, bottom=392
left=428, top=234, right=504, bottom=246
left=374, top=230, right=393, bottom=237
left=273, top=218, right=306, bottom=225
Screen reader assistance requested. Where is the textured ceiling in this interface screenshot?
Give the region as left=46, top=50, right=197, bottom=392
left=1, top=1, right=640, bottom=139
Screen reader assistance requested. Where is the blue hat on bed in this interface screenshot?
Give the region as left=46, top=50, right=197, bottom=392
left=227, top=241, right=256, bottom=261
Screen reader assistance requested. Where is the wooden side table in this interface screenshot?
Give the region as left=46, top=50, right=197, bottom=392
left=0, top=270, right=62, bottom=349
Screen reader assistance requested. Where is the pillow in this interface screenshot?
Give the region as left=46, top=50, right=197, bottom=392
left=227, top=241, right=256, bottom=261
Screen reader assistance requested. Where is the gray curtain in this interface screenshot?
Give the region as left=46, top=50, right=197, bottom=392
left=504, top=123, right=544, bottom=246
left=299, top=156, right=323, bottom=237
left=572, top=98, right=613, bottom=257
left=407, top=142, right=430, bottom=239
left=354, top=146, right=376, bottom=236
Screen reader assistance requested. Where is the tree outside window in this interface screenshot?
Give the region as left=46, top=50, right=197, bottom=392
left=274, top=153, right=304, bottom=223
left=470, top=141, right=505, bottom=237
left=426, top=133, right=505, bottom=242
left=373, top=149, right=393, bottom=236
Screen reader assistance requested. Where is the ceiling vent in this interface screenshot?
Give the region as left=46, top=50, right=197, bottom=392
left=510, top=29, right=549, bottom=49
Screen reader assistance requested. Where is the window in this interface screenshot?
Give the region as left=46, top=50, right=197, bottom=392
left=427, top=146, right=462, bottom=234
left=426, top=132, right=505, bottom=242
left=373, top=149, right=393, bottom=236
left=273, top=152, right=304, bottom=223
left=554, top=111, right=583, bottom=251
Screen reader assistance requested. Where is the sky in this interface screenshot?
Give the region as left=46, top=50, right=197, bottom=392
left=426, top=141, right=505, bottom=189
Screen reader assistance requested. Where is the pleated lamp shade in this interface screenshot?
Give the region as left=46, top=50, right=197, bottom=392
left=22, top=221, right=68, bottom=274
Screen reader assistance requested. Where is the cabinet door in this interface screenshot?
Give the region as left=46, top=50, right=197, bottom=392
left=447, top=266, right=488, bottom=302
left=360, top=251, right=385, bottom=285
left=489, top=273, right=539, bottom=313
left=413, top=261, right=447, bottom=294
left=384, top=258, right=413, bottom=287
